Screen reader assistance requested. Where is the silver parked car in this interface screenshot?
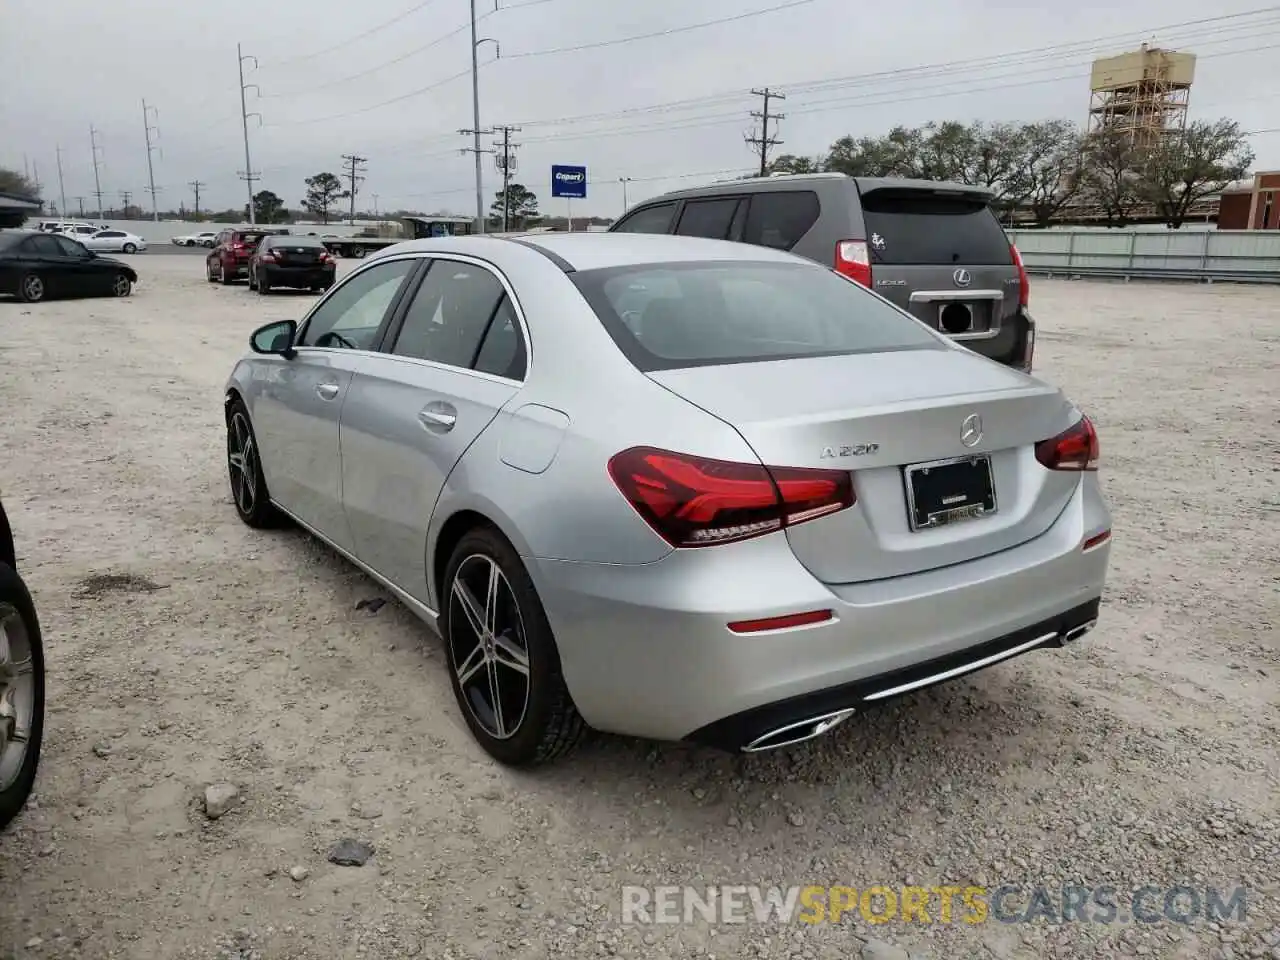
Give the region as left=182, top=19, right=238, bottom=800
left=223, top=233, right=1112, bottom=766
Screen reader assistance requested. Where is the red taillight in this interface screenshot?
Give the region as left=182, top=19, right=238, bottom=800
left=834, top=240, right=872, bottom=287
left=607, top=446, right=855, bottom=548
left=1035, top=416, right=1099, bottom=472
left=319, top=251, right=333, bottom=263
left=1010, top=243, right=1030, bottom=307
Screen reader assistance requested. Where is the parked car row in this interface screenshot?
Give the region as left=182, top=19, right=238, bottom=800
left=205, top=228, right=336, bottom=295
left=33, top=220, right=147, bottom=254
left=0, top=230, right=136, bottom=302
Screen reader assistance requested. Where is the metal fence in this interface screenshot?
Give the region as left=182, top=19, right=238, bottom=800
left=1006, top=228, right=1280, bottom=284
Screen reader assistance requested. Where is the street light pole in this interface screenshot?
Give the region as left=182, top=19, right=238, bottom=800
left=619, top=176, right=632, bottom=213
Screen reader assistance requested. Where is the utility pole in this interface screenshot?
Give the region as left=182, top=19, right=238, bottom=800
left=74, top=197, right=86, bottom=217
left=341, top=154, right=368, bottom=224
left=55, top=146, right=68, bottom=220
left=89, top=125, right=106, bottom=219
left=189, top=180, right=205, bottom=217
left=119, top=190, right=133, bottom=212
left=464, top=0, right=499, bottom=235
left=746, top=87, right=786, bottom=177
left=372, top=193, right=380, bottom=218
left=492, top=125, right=521, bottom=231
left=619, top=176, right=632, bottom=214
left=142, top=99, right=162, bottom=221
left=237, top=43, right=262, bottom=224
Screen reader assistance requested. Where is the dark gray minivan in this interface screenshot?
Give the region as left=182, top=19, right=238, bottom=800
left=608, top=173, right=1035, bottom=372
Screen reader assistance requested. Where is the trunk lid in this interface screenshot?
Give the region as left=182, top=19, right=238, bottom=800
left=647, top=348, right=1081, bottom=584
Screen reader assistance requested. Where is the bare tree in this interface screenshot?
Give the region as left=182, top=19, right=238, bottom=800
left=1007, top=120, right=1085, bottom=227
left=1137, top=119, right=1254, bottom=228
left=1079, top=129, right=1146, bottom=227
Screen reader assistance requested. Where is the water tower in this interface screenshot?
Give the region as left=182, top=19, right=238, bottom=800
left=1088, top=43, right=1196, bottom=147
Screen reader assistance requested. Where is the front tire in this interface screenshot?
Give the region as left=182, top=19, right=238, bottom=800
left=17, top=273, right=45, bottom=303
left=441, top=528, right=584, bottom=766
left=122, top=242, right=137, bottom=254
left=226, top=399, right=283, bottom=529
left=0, top=563, right=45, bottom=832
left=110, top=273, right=132, bottom=297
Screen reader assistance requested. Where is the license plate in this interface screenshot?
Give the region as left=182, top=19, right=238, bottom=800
left=905, top=455, right=997, bottom=531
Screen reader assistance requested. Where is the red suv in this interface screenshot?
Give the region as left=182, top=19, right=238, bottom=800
left=206, top=228, right=278, bottom=285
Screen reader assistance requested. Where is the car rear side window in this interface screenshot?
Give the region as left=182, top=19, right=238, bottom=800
left=674, top=198, right=740, bottom=240
left=391, top=260, right=507, bottom=370
left=612, top=203, right=677, bottom=234
left=30, top=235, right=62, bottom=256
left=572, top=260, right=941, bottom=371
left=473, top=296, right=527, bottom=380
left=740, top=191, right=820, bottom=250
left=859, top=192, right=1012, bottom=265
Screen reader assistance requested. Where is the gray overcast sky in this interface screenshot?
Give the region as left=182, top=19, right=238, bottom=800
left=3, top=0, right=1277, bottom=218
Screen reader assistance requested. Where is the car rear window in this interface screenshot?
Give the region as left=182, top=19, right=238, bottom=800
left=236, top=232, right=267, bottom=246
left=740, top=190, right=820, bottom=251
left=859, top=191, right=1012, bottom=265
left=571, top=260, right=941, bottom=371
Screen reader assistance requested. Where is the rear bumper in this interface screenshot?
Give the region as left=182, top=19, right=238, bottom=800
left=260, top=264, right=335, bottom=287
left=531, top=474, right=1111, bottom=746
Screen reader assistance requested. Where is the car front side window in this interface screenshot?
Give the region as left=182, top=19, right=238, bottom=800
left=297, top=258, right=417, bottom=351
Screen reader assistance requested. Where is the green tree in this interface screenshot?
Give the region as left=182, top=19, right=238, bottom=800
left=766, top=154, right=823, bottom=175
left=488, top=183, right=540, bottom=230
left=0, top=167, right=39, bottom=198
left=1005, top=120, right=1084, bottom=227
left=1136, top=119, right=1253, bottom=228
left=1079, top=129, right=1146, bottom=227
left=253, top=190, right=288, bottom=224
left=302, top=173, right=348, bottom=224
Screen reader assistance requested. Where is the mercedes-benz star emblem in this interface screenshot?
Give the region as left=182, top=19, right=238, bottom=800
left=960, top=413, right=983, bottom=448
left=953, top=268, right=972, bottom=287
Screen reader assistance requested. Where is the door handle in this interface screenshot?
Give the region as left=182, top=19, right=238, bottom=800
left=315, top=382, right=341, bottom=400
left=418, top=403, right=457, bottom=433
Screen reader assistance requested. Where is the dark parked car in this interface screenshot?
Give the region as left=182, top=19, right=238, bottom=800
left=609, top=173, right=1035, bottom=372
left=206, top=228, right=277, bottom=285
left=0, top=492, right=44, bottom=830
left=247, top=234, right=336, bottom=294
left=0, top=230, right=136, bottom=303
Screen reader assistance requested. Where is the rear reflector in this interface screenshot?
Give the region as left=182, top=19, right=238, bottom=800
left=1082, top=529, right=1111, bottom=551
left=834, top=240, right=872, bottom=287
left=1035, top=416, right=1099, bottom=472
left=727, top=609, right=834, bottom=634
left=607, top=446, right=855, bottom=548
left=1010, top=243, right=1030, bottom=307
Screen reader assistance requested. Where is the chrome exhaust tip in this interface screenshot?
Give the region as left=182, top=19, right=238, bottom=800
left=741, top=708, right=856, bottom=753
left=1062, top=618, right=1098, bottom=644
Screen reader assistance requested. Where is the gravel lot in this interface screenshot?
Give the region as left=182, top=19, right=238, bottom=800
left=0, top=256, right=1276, bottom=960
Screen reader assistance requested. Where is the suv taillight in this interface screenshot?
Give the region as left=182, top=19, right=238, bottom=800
left=834, top=240, right=872, bottom=287
left=1035, top=417, right=1099, bottom=472
left=1010, top=243, right=1030, bottom=307
left=607, top=446, right=855, bottom=548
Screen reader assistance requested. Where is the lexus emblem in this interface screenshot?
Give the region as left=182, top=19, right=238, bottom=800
left=953, top=268, right=972, bottom=287
left=960, top=413, right=983, bottom=448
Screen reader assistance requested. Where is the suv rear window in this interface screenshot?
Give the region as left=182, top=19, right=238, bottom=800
left=860, top=192, right=1012, bottom=265
left=571, top=260, right=940, bottom=371
left=235, top=231, right=267, bottom=246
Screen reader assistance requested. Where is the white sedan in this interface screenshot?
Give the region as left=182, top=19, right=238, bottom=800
left=81, top=230, right=148, bottom=254
left=171, top=231, right=218, bottom=248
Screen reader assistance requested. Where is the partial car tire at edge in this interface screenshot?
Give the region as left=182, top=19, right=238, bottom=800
left=225, top=397, right=284, bottom=529
left=0, top=563, right=45, bottom=831
left=440, top=527, right=585, bottom=767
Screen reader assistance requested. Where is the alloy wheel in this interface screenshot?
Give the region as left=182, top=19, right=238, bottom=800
left=448, top=555, right=531, bottom=740
left=112, top=274, right=131, bottom=297
left=226, top=411, right=257, bottom=515
left=0, top=603, right=35, bottom=793
left=20, top=275, right=43, bottom=301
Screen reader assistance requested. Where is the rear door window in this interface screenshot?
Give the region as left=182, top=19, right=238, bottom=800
left=859, top=192, right=1012, bottom=265
left=674, top=198, right=741, bottom=240
left=612, top=203, right=678, bottom=235
left=740, top=191, right=820, bottom=250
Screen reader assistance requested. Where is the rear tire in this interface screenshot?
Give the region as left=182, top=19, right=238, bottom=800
left=206, top=260, right=217, bottom=282
left=220, top=262, right=234, bottom=285
left=257, top=274, right=271, bottom=295
left=441, top=527, right=585, bottom=767
left=0, top=563, right=45, bottom=832
left=17, top=273, right=45, bottom=303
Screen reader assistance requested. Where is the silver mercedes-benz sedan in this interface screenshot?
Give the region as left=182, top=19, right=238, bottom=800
left=223, top=232, right=1111, bottom=766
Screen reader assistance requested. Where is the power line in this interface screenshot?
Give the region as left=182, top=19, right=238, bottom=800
left=89, top=125, right=105, bottom=219
left=502, top=0, right=818, bottom=59
left=341, top=154, right=368, bottom=224
left=257, top=0, right=444, bottom=67
left=746, top=87, right=785, bottom=177
left=142, top=99, right=162, bottom=221
left=265, top=66, right=479, bottom=127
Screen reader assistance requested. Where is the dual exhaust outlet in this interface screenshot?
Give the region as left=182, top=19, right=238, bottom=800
left=740, top=618, right=1098, bottom=753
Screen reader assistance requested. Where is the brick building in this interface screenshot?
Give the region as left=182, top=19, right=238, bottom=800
left=1217, top=172, right=1280, bottom=230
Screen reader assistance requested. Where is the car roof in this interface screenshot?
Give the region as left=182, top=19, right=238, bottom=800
left=635, top=173, right=993, bottom=207
left=375, top=232, right=805, bottom=272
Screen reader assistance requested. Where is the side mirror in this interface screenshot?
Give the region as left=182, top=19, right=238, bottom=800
left=250, top=319, right=297, bottom=357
